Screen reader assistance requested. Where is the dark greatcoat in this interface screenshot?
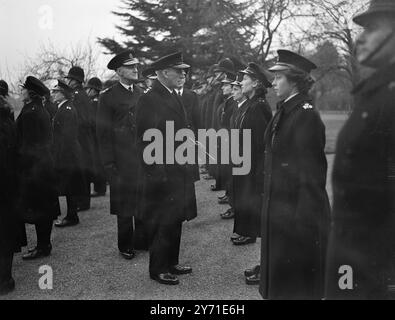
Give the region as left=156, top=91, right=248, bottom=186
left=260, top=93, right=330, bottom=300
left=52, top=100, right=86, bottom=196
left=136, top=80, right=198, bottom=225
left=180, top=88, right=201, bottom=182
left=325, top=63, right=395, bottom=300
left=15, top=99, right=60, bottom=224
left=90, top=96, right=106, bottom=182
left=233, top=93, right=272, bottom=238
left=72, top=86, right=95, bottom=174
left=97, top=83, right=142, bottom=218
left=0, top=102, right=26, bottom=254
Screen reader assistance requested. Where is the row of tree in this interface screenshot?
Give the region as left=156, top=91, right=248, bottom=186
left=2, top=0, right=370, bottom=111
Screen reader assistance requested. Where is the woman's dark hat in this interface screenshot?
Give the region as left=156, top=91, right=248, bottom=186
left=214, top=58, right=235, bottom=75
left=269, top=50, right=317, bottom=74
left=150, top=52, right=190, bottom=71
left=353, top=0, right=395, bottom=26
left=240, top=62, right=272, bottom=88
left=65, top=66, right=85, bottom=83
left=20, top=76, right=49, bottom=97
left=107, top=49, right=139, bottom=71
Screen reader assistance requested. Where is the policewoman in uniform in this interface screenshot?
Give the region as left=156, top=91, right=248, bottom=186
left=85, top=77, right=107, bottom=197
left=136, top=52, right=197, bottom=285
left=325, top=0, right=395, bottom=300
left=53, top=81, right=86, bottom=228
left=232, top=63, right=273, bottom=248
left=259, top=51, right=330, bottom=300
left=64, top=66, right=93, bottom=213
left=97, top=50, right=148, bottom=260
left=16, top=76, right=60, bottom=260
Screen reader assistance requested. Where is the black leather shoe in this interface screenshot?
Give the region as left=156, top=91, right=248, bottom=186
left=0, top=278, right=15, bottom=296
left=55, top=218, right=79, bottom=228
left=221, top=209, right=235, bottom=220
left=244, top=265, right=260, bottom=278
left=218, top=194, right=227, bottom=200
left=246, top=273, right=260, bottom=285
left=119, top=250, right=135, bottom=260
left=233, top=237, right=257, bottom=246
left=22, top=245, right=52, bottom=260
left=150, top=273, right=179, bottom=285
left=218, top=196, right=229, bottom=204
left=170, top=265, right=193, bottom=275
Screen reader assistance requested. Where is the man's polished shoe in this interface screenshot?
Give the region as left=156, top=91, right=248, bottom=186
left=218, top=196, right=229, bottom=204
left=170, top=265, right=193, bottom=275
left=22, top=245, right=52, bottom=260
left=244, top=265, right=260, bottom=278
left=0, top=278, right=15, bottom=296
left=221, top=209, right=235, bottom=220
left=119, top=249, right=135, bottom=260
left=246, top=273, right=260, bottom=285
left=233, top=236, right=256, bottom=246
left=55, top=218, right=79, bottom=228
left=150, top=273, right=180, bottom=285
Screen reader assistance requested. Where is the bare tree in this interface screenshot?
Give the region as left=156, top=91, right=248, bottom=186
left=301, top=0, right=369, bottom=86
left=18, top=40, right=105, bottom=86
left=251, top=0, right=311, bottom=63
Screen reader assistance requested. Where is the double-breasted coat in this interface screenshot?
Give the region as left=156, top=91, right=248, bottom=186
left=180, top=88, right=201, bottom=182
left=0, top=101, right=25, bottom=254
left=97, top=83, right=142, bottom=218
left=52, top=100, right=86, bottom=196
left=136, top=80, right=198, bottom=225
left=232, top=93, right=272, bottom=238
left=325, top=63, right=395, bottom=300
left=73, top=86, right=95, bottom=175
left=15, top=99, right=60, bottom=223
left=259, top=93, right=330, bottom=300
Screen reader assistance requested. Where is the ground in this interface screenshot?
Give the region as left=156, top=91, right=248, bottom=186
left=2, top=113, right=347, bottom=300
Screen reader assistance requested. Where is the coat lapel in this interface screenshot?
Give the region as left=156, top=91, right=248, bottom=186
left=152, top=80, right=186, bottom=121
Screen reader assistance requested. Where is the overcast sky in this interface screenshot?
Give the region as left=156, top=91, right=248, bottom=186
left=0, top=0, right=122, bottom=82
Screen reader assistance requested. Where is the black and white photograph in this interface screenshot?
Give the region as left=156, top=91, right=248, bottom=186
left=1, top=0, right=395, bottom=305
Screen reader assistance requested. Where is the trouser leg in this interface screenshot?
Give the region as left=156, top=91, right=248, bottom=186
left=149, top=220, right=182, bottom=276
left=117, top=216, right=134, bottom=252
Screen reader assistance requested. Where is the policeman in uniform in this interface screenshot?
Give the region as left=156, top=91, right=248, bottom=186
left=97, top=50, right=148, bottom=260
left=136, top=52, right=197, bottom=285
left=64, top=66, right=94, bottom=213
left=85, top=77, right=107, bottom=197
left=0, top=80, right=14, bottom=121
left=325, top=0, right=395, bottom=300
left=53, top=81, right=86, bottom=228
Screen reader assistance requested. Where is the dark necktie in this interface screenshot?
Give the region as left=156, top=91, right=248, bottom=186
left=270, top=106, right=284, bottom=146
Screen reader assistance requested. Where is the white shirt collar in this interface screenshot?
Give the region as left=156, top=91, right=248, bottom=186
left=58, top=100, right=68, bottom=109
left=158, top=80, right=174, bottom=94
left=238, top=99, right=248, bottom=108
left=284, top=92, right=299, bottom=103
left=119, top=81, right=134, bottom=92
left=176, top=88, right=184, bottom=96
